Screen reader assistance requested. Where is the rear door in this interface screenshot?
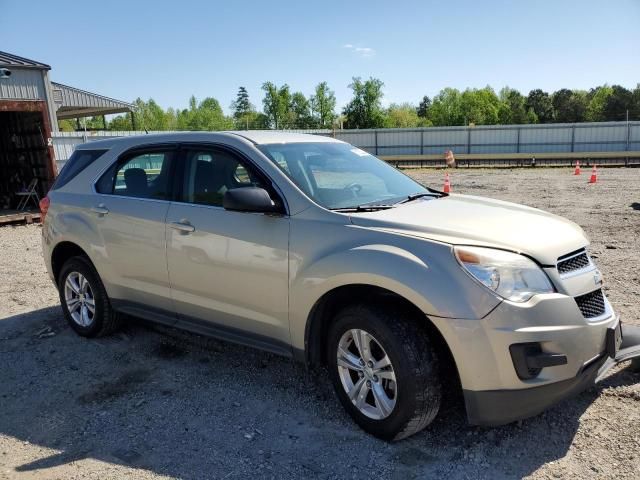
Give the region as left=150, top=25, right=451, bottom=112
left=92, top=145, right=177, bottom=321
left=165, top=145, right=290, bottom=351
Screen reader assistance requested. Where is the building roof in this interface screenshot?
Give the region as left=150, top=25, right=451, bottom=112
left=51, top=82, right=134, bottom=119
left=0, top=51, right=51, bottom=70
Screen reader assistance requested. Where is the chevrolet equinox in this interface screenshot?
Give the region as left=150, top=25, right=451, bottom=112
left=41, top=132, right=640, bottom=441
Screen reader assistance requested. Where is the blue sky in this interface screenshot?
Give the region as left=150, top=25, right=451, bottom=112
left=2, top=0, right=639, bottom=114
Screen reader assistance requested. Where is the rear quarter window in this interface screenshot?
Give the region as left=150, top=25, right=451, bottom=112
left=52, top=149, right=108, bottom=190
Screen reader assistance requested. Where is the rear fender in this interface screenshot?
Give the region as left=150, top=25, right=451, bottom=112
left=44, top=196, right=113, bottom=292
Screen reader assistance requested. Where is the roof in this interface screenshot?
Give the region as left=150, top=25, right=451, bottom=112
left=74, top=131, right=339, bottom=150
left=0, top=51, right=51, bottom=70
left=51, top=82, right=134, bottom=119
left=228, top=130, right=341, bottom=145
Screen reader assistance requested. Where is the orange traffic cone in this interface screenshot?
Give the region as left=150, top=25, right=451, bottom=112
left=574, top=161, right=581, bottom=175
left=443, top=172, right=451, bottom=193
left=589, top=165, right=597, bottom=184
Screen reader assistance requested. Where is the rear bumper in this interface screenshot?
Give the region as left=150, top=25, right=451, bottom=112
left=41, top=227, right=56, bottom=284
left=465, top=323, right=640, bottom=426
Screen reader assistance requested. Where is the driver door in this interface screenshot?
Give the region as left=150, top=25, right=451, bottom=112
left=165, top=146, right=290, bottom=352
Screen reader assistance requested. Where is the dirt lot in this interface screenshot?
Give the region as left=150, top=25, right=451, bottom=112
left=1, top=167, right=639, bottom=479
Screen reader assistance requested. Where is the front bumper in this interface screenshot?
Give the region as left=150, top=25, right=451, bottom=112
left=431, top=292, right=619, bottom=393
left=464, top=323, right=640, bottom=426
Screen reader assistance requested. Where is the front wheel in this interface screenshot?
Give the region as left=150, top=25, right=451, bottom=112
left=327, top=304, right=441, bottom=441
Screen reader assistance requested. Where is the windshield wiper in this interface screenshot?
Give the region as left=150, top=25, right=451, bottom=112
left=395, top=192, right=442, bottom=205
left=331, top=204, right=396, bottom=213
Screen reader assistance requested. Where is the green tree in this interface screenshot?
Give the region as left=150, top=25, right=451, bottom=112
left=231, top=87, right=254, bottom=119
left=233, top=111, right=268, bottom=129
left=287, top=92, right=312, bottom=128
left=176, top=95, right=198, bottom=130
left=429, top=88, right=464, bottom=126
left=526, top=89, right=554, bottom=123
left=552, top=89, right=575, bottom=122
left=177, top=95, right=233, bottom=131
left=309, top=82, right=337, bottom=128
left=569, top=91, right=589, bottom=122
left=602, top=85, right=632, bottom=121
left=262, top=82, right=291, bottom=129
left=231, top=86, right=258, bottom=129
left=199, top=97, right=233, bottom=130
left=342, top=77, right=386, bottom=129
left=57, top=119, right=77, bottom=132
left=498, top=87, right=536, bottom=124
left=246, top=112, right=271, bottom=129
left=416, top=95, right=431, bottom=119
left=460, top=87, right=501, bottom=125
left=109, top=114, right=134, bottom=130
left=585, top=85, right=614, bottom=122
left=630, top=84, right=640, bottom=120
left=384, top=103, right=429, bottom=128
left=164, top=107, right=178, bottom=130
left=82, top=116, right=108, bottom=130
left=125, top=98, right=174, bottom=131
left=551, top=89, right=587, bottom=123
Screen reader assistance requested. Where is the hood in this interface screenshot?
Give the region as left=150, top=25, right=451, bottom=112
left=349, top=194, right=588, bottom=266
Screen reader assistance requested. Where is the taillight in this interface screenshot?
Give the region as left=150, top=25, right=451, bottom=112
left=39, top=196, right=50, bottom=222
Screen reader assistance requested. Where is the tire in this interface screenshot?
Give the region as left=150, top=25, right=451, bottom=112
left=57, top=255, right=121, bottom=337
left=327, top=303, right=441, bottom=441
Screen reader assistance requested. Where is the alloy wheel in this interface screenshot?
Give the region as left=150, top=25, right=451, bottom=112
left=64, top=272, right=96, bottom=327
left=336, top=328, right=397, bottom=420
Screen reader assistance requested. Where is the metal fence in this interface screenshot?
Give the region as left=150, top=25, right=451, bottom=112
left=52, top=121, right=640, bottom=170
left=335, top=121, right=640, bottom=156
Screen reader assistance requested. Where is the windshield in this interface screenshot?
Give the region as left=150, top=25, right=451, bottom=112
left=258, top=142, right=429, bottom=210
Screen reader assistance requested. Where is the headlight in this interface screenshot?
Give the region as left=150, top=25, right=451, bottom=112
left=454, top=246, right=554, bottom=302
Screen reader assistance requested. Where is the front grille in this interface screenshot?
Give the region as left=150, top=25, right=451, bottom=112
left=557, top=250, right=590, bottom=274
left=575, top=289, right=606, bottom=318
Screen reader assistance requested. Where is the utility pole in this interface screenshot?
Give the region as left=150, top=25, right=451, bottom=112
left=626, top=109, right=631, bottom=166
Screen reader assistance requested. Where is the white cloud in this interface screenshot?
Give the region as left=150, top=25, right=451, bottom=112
left=343, top=44, right=376, bottom=58
left=354, top=47, right=375, bottom=58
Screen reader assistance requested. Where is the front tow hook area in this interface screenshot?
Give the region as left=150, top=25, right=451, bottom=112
left=510, top=343, right=568, bottom=380
left=596, top=323, right=640, bottom=382
left=466, top=322, right=640, bottom=426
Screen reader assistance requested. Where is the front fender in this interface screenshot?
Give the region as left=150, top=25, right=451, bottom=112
left=288, top=231, right=501, bottom=351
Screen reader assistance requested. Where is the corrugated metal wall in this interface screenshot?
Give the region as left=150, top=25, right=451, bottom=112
left=52, top=121, right=640, bottom=169
left=0, top=69, right=46, bottom=100
left=333, top=122, right=640, bottom=156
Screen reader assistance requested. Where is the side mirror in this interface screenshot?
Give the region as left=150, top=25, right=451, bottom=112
left=223, top=187, right=280, bottom=214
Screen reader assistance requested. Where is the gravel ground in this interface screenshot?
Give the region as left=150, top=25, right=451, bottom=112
left=0, top=167, right=639, bottom=479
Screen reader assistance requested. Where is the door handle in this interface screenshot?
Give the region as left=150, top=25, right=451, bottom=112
left=169, top=220, right=195, bottom=233
left=90, top=204, right=109, bottom=216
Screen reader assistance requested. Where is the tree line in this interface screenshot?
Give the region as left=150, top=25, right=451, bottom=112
left=61, top=80, right=640, bottom=132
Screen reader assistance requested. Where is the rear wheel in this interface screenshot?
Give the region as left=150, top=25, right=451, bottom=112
left=58, top=256, right=121, bottom=337
left=327, top=303, right=442, bottom=441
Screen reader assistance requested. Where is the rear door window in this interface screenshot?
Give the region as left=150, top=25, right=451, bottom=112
left=96, top=150, right=174, bottom=200
left=52, top=149, right=108, bottom=190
